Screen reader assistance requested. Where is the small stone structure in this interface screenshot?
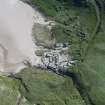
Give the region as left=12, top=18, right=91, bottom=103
left=37, top=43, right=75, bottom=72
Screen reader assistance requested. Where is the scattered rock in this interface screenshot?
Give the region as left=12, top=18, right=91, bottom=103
left=35, top=49, right=44, bottom=56
left=36, top=43, right=74, bottom=72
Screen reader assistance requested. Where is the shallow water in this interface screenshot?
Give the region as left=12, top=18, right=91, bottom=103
left=0, top=0, right=44, bottom=73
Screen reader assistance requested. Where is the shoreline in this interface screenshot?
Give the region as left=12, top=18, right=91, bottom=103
left=0, top=0, right=55, bottom=73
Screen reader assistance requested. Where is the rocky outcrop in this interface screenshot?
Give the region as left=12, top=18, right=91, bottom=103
left=41, top=43, right=74, bottom=72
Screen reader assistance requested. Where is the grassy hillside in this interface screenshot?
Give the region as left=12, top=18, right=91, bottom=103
left=0, top=75, right=32, bottom=105
left=0, top=0, right=105, bottom=105
left=29, top=0, right=105, bottom=105
left=16, top=68, right=86, bottom=105
left=0, top=76, right=19, bottom=105
left=74, top=15, right=105, bottom=105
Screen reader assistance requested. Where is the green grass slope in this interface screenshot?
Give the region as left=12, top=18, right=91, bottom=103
left=16, top=68, right=86, bottom=105
left=75, top=17, right=105, bottom=105
left=0, top=76, right=19, bottom=105
left=0, top=0, right=105, bottom=105
left=0, top=75, right=32, bottom=105
left=29, top=0, right=105, bottom=105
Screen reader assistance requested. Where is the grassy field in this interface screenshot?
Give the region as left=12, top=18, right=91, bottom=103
left=76, top=19, right=105, bottom=105
left=0, top=75, right=32, bottom=105
left=0, top=76, right=19, bottom=105
left=16, top=68, right=86, bottom=105
left=0, top=0, right=105, bottom=105
left=30, top=0, right=105, bottom=105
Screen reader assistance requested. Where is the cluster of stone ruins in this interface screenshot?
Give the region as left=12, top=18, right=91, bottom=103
left=37, top=43, right=75, bottom=72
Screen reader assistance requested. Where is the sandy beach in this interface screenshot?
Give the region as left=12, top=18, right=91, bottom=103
left=0, top=0, right=50, bottom=73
